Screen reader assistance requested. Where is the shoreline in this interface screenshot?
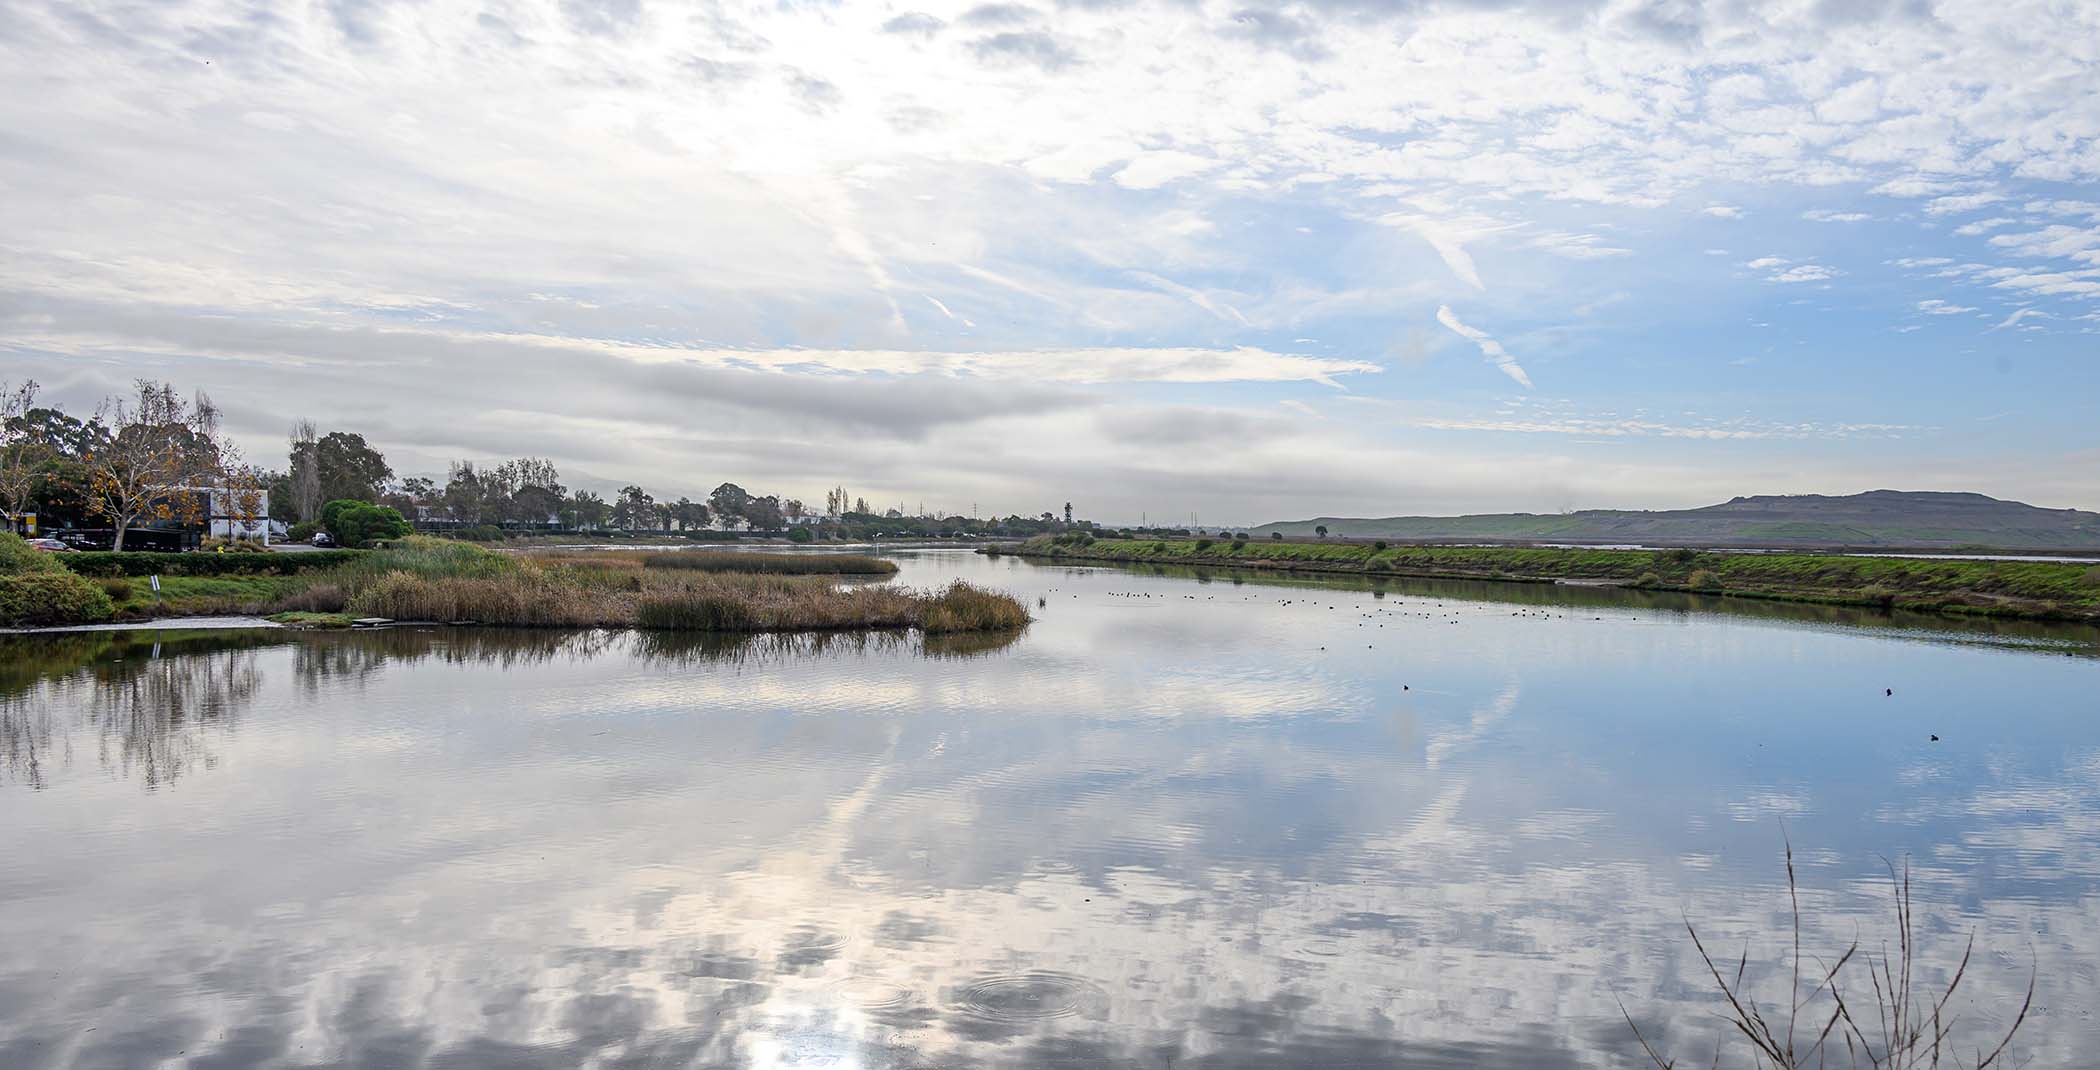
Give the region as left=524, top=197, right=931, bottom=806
left=994, top=538, right=2100, bottom=624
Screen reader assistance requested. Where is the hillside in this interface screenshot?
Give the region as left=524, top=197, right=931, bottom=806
left=1252, top=491, right=2100, bottom=551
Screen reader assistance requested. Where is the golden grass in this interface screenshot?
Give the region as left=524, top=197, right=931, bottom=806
left=330, top=546, right=1027, bottom=634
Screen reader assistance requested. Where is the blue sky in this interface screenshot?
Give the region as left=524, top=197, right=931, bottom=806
left=2, top=0, right=2096, bottom=523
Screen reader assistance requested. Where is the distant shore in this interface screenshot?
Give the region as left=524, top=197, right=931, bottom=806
left=995, top=536, right=2100, bottom=623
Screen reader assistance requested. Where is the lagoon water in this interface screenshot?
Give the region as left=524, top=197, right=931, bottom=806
left=4, top=549, right=2097, bottom=1068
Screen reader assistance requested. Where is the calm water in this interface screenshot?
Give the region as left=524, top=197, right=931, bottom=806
left=4, top=550, right=2097, bottom=1068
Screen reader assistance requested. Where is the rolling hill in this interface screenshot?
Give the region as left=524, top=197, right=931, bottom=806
left=1252, top=491, right=2100, bottom=551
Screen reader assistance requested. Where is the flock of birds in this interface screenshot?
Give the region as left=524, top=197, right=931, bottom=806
left=1036, top=579, right=1943, bottom=742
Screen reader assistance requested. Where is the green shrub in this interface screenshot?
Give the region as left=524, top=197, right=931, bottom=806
left=1195, top=539, right=1214, bottom=551
left=1153, top=541, right=1168, bottom=552
left=288, top=521, right=321, bottom=543
left=1659, top=548, right=1699, bottom=567
left=452, top=525, right=506, bottom=542
left=787, top=526, right=814, bottom=543
left=0, top=532, right=68, bottom=576
left=58, top=549, right=366, bottom=577
left=1688, top=569, right=1722, bottom=591
left=322, top=500, right=413, bottom=548
left=97, top=576, right=135, bottom=601
left=0, top=570, right=116, bottom=625
left=1231, top=538, right=1247, bottom=550
left=1633, top=571, right=1662, bottom=588
left=1861, top=584, right=1897, bottom=608
left=1374, top=541, right=1388, bottom=551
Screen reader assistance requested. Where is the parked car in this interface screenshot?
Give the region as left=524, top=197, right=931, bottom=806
left=26, top=538, right=72, bottom=552
left=311, top=531, right=335, bottom=547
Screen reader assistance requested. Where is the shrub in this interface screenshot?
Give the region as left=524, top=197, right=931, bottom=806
left=322, top=499, right=413, bottom=548
left=1152, top=541, right=1168, bottom=552
left=0, top=570, right=116, bottom=625
left=200, top=536, right=269, bottom=553
left=1861, top=584, right=1897, bottom=608
left=288, top=521, right=321, bottom=543
left=1195, top=539, right=1214, bottom=551
left=0, top=532, right=67, bottom=577
left=452, top=525, right=507, bottom=542
left=1632, top=571, right=1662, bottom=588
left=1374, top=540, right=1388, bottom=551
left=58, top=550, right=366, bottom=578
left=98, top=576, right=135, bottom=602
left=1688, top=569, right=1722, bottom=591
left=1659, top=548, right=1699, bottom=567
left=1270, top=532, right=1282, bottom=541
left=787, top=526, right=814, bottom=543
left=1231, top=538, right=1247, bottom=550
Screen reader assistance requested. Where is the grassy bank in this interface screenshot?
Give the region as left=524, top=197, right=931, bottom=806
left=1004, top=534, right=2100, bottom=621
left=7, top=535, right=1029, bottom=634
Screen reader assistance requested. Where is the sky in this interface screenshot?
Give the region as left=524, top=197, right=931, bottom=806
left=1, top=0, right=2096, bottom=524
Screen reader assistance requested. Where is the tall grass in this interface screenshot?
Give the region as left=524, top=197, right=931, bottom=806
left=641, top=552, right=897, bottom=575
left=311, top=539, right=1029, bottom=634
left=920, top=580, right=1032, bottom=633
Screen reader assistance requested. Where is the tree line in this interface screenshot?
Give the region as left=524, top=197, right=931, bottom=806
left=3, top=378, right=1096, bottom=548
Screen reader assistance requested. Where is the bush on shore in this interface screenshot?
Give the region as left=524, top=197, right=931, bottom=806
left=0, top=533, right=115, bottom=626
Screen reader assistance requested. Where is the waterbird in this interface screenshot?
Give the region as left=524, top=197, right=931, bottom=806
left=1930, top=734, right=1939, bottom=741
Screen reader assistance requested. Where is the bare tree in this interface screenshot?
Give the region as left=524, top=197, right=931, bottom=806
left=0, top=379, right=44, bottom=529
left=286, top=419, right=322, bottom=523
left=84, top=380, right=241, bottom=551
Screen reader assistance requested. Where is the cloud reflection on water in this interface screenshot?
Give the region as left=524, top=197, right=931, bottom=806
left=1, top=554, right=2095, bottom=1067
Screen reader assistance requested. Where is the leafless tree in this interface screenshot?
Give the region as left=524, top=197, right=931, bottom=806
left=287, top=419, right=322, bottom=522
left=0, top=379, right=43, bottom=528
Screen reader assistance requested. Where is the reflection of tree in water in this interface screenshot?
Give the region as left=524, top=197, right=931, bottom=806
left=290, top=628, right=624, bottom=692
left=1, top=631, right=277, bottom=790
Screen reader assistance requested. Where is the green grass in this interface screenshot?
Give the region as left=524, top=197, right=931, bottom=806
left=1007, top=536, right=2100, bottom=620
left=102, top=574, right=310, bottom=618
left=266, top=611, right=356, bottom=628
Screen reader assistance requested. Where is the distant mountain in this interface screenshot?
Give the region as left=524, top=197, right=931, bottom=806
left=1253, top=491, right=2100, bottom=551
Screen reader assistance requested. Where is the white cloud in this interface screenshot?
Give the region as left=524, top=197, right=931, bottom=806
left=1703, top=205, right=1746, bottom=219
left=1110, top=150, right=1220, bottom=190
left=1953, top=217, right=2015, bottom=236
left=1916, top=299, right=1975, bottom=315
left=1990, top=308, right=2049, bottom=331
left=1767, top=264, right=1838, bottom=283
left=1802, top=209, right=1872, bottom=223
left=1924, top=192, right=2006, bottom=216
left=1435, top=306, right=1532, bottom=388
left=1746, top=256, right=1791, bottom=269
